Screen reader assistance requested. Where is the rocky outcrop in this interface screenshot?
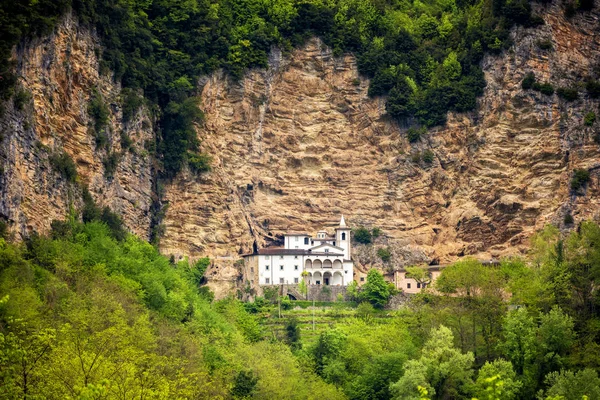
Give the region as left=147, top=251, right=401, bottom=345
left=1, top=3, right=599, bottom=298
left=0, top=13, right=154, bottom=239
left=160, top=2, right=600, bottom=296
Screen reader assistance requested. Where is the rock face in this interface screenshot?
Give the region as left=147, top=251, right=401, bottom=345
left=0, top=13, right=154, bottom=239
left=1, top=4, right=599, bottom=298
left=160, top=2, right=600, bottom=295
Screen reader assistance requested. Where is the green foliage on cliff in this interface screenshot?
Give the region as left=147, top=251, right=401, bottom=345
left=2, top=0, right=547, bottom=177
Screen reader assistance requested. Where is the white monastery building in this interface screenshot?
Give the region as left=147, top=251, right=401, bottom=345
left=243, top=216, right=354, bottom=286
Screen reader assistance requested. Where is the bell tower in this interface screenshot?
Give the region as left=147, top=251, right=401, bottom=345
left=335, top=215, right=351, bottom=260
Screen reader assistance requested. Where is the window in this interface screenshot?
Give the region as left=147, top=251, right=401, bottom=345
left=311, top=240, right=314, bottom=245
left=341, top=232, right=346, bottom=240
left=294, top=277, right=299, bottom=283
left=360, top=277, right=365, bottom=282
left=407, top=283, right=411, bottom=289
left=280, top=255, right=284, bottom=259
left=280, top=265, right=284, bottom=270
left=294, top=255, right=298, bottom=259
left=417, top=282, right=421, bottom=288
left=265, top=265, right=269, bottom=270
left=316, top=280, right=321, bottom=285
left=304, top=238, right=309, bottom=245
left=266, top=278, right=270, bottom=284
left=294, top=265, right=298, bottom=270
left=280, top=278, right=284, bottom=284
left=250, top=267, right=254, bottom=273
left=325, top=249, right=329, bottom=253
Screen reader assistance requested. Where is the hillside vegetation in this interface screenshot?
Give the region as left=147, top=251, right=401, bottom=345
left=0, top=0, right=568, bottom=177
left=2, top=217, right=600, bottom=398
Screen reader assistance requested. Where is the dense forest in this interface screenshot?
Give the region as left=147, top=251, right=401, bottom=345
left=3, top=0, right=590, bottom=178
left=2, top=209, right=600, bottom=398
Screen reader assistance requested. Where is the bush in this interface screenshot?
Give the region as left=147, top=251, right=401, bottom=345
left=353, top=227, right=372, bottom=244
left=377, top=247, right=392, bottom=263
left=536, top=39, right=553, bottom=50
left=188, top=152, right=212, bottom=174
left=372, top=227, right=382, bottom=239
left=13, top=89, right=32, bottom=110
left=103, top=152, right=120, bottom=179
left=586, top=81, right=600, bottom=98
left=522, top=72, right=536, bottom=90
left=49, top=151, right=77, bottom=182
left=120, top=131, right=133, bottom=151
left=422, top=149, right=435, bottom=163
left=557, top=87, right=579, bottom=101
left=407, top=127, right=425, bottom=143
left=571, top=169, right=591, bottom=191
left=564, top=214, right=574, bottom=225
left=533, top=82, right=555, bottom=95
left=88, top=89, right=109, bottom=136
left=584, top=112, right=596, bottom=126
left=121, top=88, right=144, bottom=123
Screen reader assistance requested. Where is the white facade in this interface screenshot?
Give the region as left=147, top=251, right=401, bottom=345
left=244, top=216, right=354, bottom=286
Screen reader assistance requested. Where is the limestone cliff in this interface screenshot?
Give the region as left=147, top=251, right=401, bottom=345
left=159, top=1, right=600, bottom=295
left=1, top=4, right=599, bottom=299
left=0, top=13, right=154, bottom=239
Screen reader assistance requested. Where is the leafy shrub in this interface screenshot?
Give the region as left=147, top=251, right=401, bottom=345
left=49, top=151, right=77, bottom=182
left=377, top=247, right=392, bottom=263
left=584, top=112, right=596, bottom=126
left=120, top=131, right=133, bottom=151
left=81, top=187, right=127, bottom=241
left=188, top=152, right=212, bottom=174
left=571, top=169, right=591, bottom=191
left=533, top=82, right=555, bottom=95
left=422, top=150, right=435, bottom=163
left=0, top=219, right=8, bottom=240
left=372, top=227, right=382, bottom=239
left=88, top=89, right=109, bottom=136
left=353, top=227, right=372, bottom=244
left=564, top=214, right=574, bottom=225
left=586, top=81, right=600, bottom=98
left=411, top=152, right=421, bottom=163
left=522, top=72, right=536, bottom=90
left=557, top=87, right=579, bottom=101
left=103, top=151, right=120, bottom=179
left=407, top=127, right=425, bottom=143
left=13, top=89, right=32, bottom=110
left=121, top=88, right=144, bottom=123
left=537, top=39, right=553, bottom=50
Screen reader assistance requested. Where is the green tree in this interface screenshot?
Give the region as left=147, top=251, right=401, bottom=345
left=391, top=325, right=474, bottom=399
left=499, top=308, right=538, bottom=377
left=473, top=359, right=522, bottom=400
left=542, top=369, right=600, bottom=400
left=360, top=269, right=391, bottom=309
left=353, top=227, right=373, bottom=244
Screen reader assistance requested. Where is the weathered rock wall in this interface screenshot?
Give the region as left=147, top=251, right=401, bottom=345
left=1, top=4, right=599, bottom=299
left=0, top=13, right=154, bottom=239
left=160, top=1, right=600, bottom=295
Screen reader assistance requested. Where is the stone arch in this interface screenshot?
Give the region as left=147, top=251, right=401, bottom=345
left=323, top=271, right=332, bottom=286
left=313, top=259, right=322, bottom=269
left=332, top=271, right=343, bottom=286
left=306, top=272, right=313, bottom=284
left=333, top=260, right=343, bottom=269
left=313, top=271, right=322, bottom=285
left=305, top=259, right=313, bottom=269
left=323, top=259, right=332, bottom=269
